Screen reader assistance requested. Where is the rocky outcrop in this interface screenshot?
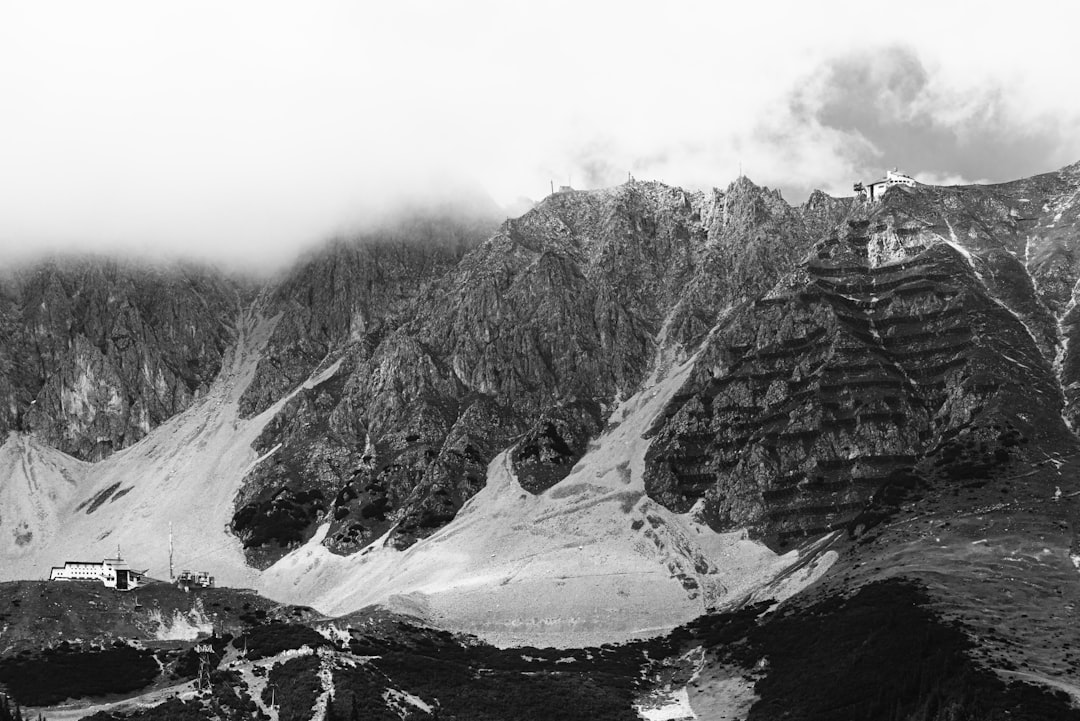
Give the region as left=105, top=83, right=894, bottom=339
left=413, top=179, right=818, bottom=414
left=11, top=164, right=1079, bottom=577
left=0, top=258, right=237, bottom=460
left=644, top=183, right=1072, bottom=547
left=236, top=178, right=823, bottom=562
left=954, top=162, right=1080, bottom=425
left=511, top=400, right=605, bottom=495
left=800, top=188, right=854, bottom=241
left=237, top=233, right=484, bottom=420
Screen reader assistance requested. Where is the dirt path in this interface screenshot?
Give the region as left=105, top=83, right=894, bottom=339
left=995, top=669, right=1080, bottom=708
left=27, top=645, right=324, bottom=720
left=27, top=679, right=200, bottom=720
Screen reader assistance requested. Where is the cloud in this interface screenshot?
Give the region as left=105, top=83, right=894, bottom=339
left=911, top=172, right=989, bottom=188
left=782, top=44, right=1080, bottom=196
left=1, top=2, right=1078, bottom=271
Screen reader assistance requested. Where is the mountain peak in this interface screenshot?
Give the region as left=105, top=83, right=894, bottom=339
left=2, top=159, right=1080, bottom=718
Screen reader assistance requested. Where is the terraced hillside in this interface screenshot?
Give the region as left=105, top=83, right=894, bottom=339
left=645, top=183, right=1073, bottom=547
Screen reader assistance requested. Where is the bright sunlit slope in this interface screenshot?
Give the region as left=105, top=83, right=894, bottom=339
left=0, top=302, right=832, bottom=650
left=0, top=308, right=299, bottom=589
left=260, top=354, right=837, bottom=648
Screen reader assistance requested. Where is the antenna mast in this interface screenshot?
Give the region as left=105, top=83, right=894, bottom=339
left=169, top=523, right=174, bottom=581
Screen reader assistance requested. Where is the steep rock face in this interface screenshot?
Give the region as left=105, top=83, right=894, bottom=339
left=855, top=164, right=1080, bottom=423
left=312, top=333, right=526, bottom=554
left=388, top=180, right=820, bottom=546
left=664, top=179, right=826, bottom=346
left=237, top=232, right=484, bottom=419
left=644, top=183, right=1072, bottom=547
left=800, top=188, right=854, bottom=241
left=959, top=162, right=1080, bottom=425
left=238, top=179, right=823, bottom=562
left=415, top=179, right=818, bottom=415
left=414, top=183, right=701, bottom=409
left=231, top=360, right=355, bottom=567
left=510, top=400, right=605, bottom=494
left=231, top=213, right=500, bottom=565
left=0, top=259, right=237, bottom=460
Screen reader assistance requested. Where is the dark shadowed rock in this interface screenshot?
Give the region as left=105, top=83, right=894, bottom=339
left=512, top=400, right=605, bottom=495
left=644, top=182, right=1075, bottom=547
left=0, top=258, right=237, bottom=460
left=238, top=178, right=826, bottom=559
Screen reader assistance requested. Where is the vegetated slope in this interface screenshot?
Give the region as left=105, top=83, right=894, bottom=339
left=0, top=582, right=318, bottom=714
left=29, top=581, right=1077, bottom=721
left=237, top=178, right=824, bottom=567
left=0, top=258, right=239, bottom=461
left=0, top=580, right=313, bottom=655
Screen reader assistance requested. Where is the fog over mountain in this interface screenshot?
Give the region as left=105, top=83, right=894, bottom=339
left=2, top=3, right=1080, bottom=720
left=2, top=2, right=1079, bottom=272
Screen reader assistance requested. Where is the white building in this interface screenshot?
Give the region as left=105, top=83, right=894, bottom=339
left=49, top=555, right=145, bottom=590
left=855, top=169, right=916, bottom=201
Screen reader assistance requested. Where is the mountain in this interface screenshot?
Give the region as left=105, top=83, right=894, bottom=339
left=0, top=258, right=239, bottom=461
left=1, top=164, right=1079, bottom=718
left=645, top=177, right=1074, bottom=547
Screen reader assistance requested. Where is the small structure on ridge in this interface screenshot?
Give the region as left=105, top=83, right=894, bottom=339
left=854, top=168, right=916, bottom=202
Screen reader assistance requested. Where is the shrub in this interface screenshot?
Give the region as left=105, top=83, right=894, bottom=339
left=262, top=655, right=321, bottom=721
left=0, top=643, right=159, bottom=706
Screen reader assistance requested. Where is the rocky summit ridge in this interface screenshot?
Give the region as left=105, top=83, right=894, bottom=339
left=231, top=177, right=830, bottom=564
left=1, top=164, right=1079, bottom=714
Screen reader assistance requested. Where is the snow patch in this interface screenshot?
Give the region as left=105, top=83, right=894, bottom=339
left=1054, top=277, right=1080, bottom=431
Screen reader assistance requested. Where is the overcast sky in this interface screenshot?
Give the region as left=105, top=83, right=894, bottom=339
left=2, top=1, right=1079, bottom=271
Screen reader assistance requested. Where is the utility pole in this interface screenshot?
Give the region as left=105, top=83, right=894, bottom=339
left=193, top=642, right=214, bottom=692
left=169, top=523, right=174, bottom=581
